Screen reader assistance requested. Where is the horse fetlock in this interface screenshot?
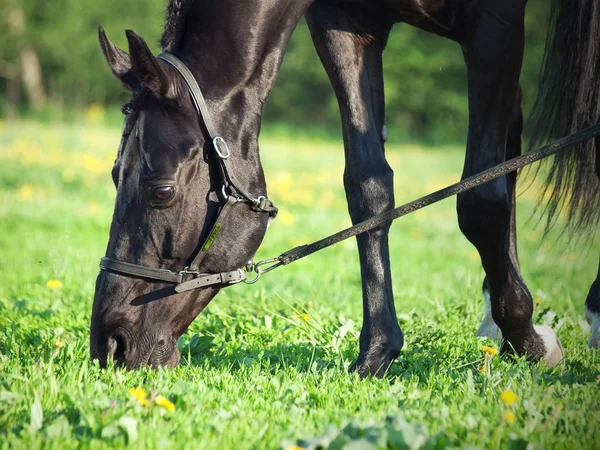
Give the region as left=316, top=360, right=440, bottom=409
left=585, top=305, right=600, bottom=349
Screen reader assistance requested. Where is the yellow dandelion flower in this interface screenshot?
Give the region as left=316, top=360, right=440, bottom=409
left=154, top=395, right=176, bottom=412
left=87, top=201, right=101, bottom=215
left=55, top=340, right=65, bottom=348
left=17, top=185, right=35, bottom=201
left=81, top=155, right=107, bottom=174
left=295, top=312, right=309, bottom=321
left=481, top=345, right=498, bottom=356
left=280, top=210, right=295, bottom=225
left=129, top=387, right=149, bottom=407
left=504, top=410, right=516, bottom=423
left=286, top=446, right=305, bottom=450
left=500, top=390, right=518, bottom=406
left=47, top=280, right=62, bottom=289
left=535, top=297, right=542, bottom=307
left=468, top=250, right=480, bottom=262
left=85, top=102, right=106, bottom=123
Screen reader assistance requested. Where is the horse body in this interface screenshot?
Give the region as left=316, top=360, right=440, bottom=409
left=90, top=0, right=600, bottom=374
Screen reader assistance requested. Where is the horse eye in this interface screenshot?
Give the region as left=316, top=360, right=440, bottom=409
left=153, top=186, right=175, bottom=201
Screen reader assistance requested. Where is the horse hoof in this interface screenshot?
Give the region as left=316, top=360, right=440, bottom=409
left=585, top=305, right=600, bottom=349
left=476, top=321, right=502, bottom=341
left=349, top=341, right=402, bottom=378
left=533, top=324, right=564, bottom=367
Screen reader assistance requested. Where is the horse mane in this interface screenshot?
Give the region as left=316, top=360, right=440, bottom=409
left=160, top=0, right=191, bottom=52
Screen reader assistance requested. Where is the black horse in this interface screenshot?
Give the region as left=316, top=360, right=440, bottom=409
left=90, top=0, right=600, bottom=376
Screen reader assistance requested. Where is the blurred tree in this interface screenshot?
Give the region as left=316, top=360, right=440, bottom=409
left=5, top=2, right=46, bottom=109
left=0, top=0, right=550, bottom=143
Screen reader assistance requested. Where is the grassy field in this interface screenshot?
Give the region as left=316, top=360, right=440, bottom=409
left=0, top=118, right=599, bottom=449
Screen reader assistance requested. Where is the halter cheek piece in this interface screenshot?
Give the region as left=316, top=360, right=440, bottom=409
left=99, top=52, right=277, bottom=293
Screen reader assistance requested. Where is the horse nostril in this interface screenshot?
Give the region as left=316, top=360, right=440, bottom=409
left=107, top=334, right=126, bottom=363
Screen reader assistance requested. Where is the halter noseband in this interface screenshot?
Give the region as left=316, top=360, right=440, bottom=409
left=99, top=52, right=277, bottom=293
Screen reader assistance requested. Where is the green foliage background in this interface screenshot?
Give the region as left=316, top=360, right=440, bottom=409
left=0, top=0, right=550, bottom=142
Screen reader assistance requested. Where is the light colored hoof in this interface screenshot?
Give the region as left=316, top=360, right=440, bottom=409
left=476, top=320, right=502, bottom=341
left=534, top=325, right=564, bottom=367
left=585, top=306, right=600, bottom=349
left=476, top=289, right=503, bottom=342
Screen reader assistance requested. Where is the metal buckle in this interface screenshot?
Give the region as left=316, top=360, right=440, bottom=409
left=213, top=136, right=231, bottom=159
left=228, top=268, right=246, bottom=285
left=252, top=196, right=266, bottom=210
left=179, top=267, right=200, bottom=277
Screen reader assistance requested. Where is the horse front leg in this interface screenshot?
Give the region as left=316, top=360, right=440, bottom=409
left=459, top=1, right=563, bottom=366
left=307, top=2, right=401, bottom=377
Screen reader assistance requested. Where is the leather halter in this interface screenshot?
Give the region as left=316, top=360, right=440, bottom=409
left=99, top=52, right=277, bottom=293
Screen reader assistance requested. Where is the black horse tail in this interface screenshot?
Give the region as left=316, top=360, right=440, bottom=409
left=528, top=0, right=600, bottom=236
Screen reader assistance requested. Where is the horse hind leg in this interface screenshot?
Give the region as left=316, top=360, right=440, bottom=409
left=584, top=137, right=600, bottom=348
left=459, top=1, right=563, bottom=366
left=585, top=266, right=600, bottom=348
left=476, top=90, right=523, bottom=342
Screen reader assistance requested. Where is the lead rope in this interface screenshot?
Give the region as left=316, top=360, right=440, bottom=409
left=244, top=122, right=600, bottom=283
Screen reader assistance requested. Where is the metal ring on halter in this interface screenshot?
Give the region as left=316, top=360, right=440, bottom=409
left=213, top=136, right=231, bottom=159
left=243, top=267, right=262, bottom=284
left=220, top=185, right=229, bottom=201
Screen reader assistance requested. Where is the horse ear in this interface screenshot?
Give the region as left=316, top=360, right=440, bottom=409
left=98, top=26, right=138, bottom=90
left=125, top=30, right=174, bottom=98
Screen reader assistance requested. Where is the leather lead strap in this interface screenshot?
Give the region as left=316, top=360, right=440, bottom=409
left=272, top=122, right=600, bottom=267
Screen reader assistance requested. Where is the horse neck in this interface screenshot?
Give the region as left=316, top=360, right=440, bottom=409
left=174, top=0, right=312, bottom=171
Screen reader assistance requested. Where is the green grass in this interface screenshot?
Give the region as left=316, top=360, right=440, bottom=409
left=0, top=119, right=599, bottom=450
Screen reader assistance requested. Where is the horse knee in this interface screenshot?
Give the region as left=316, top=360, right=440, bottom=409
left=344, top=158, right=394, bottom=224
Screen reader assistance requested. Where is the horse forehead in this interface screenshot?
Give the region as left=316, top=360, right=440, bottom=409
left=137, top=112, right=199, bottom=175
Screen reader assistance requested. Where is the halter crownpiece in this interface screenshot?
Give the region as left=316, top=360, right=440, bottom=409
left=99, top=52, right=277, bottom=292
